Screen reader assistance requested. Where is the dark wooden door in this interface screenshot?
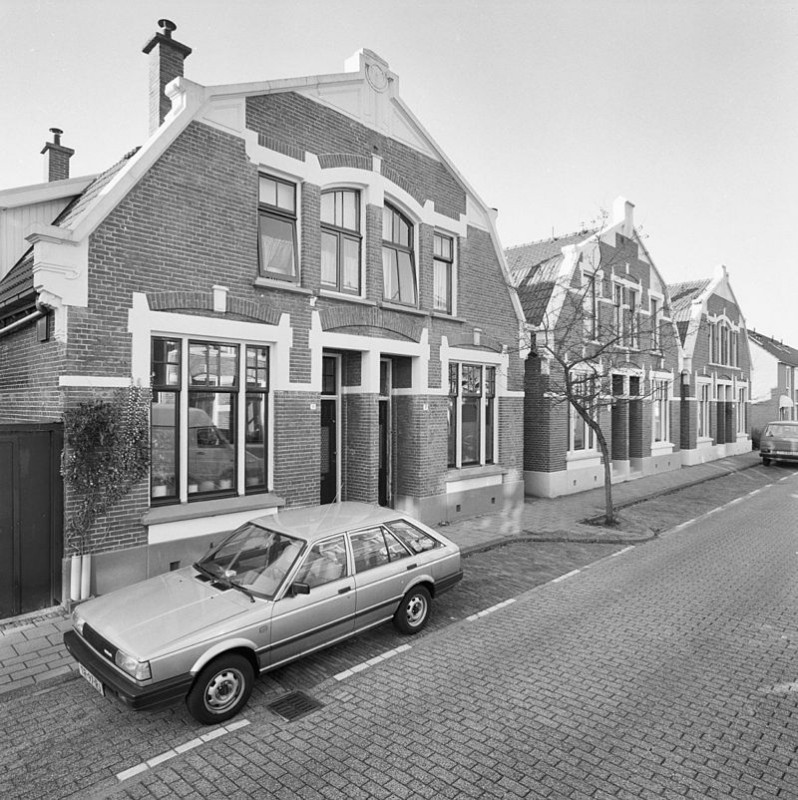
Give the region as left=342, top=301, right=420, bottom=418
left=0, top=425, right=63, bottom=618
left=320, top=399, right=337, bottom=504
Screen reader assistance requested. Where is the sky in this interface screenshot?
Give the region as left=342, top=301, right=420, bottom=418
left=1, top=0, right=796, bottom=343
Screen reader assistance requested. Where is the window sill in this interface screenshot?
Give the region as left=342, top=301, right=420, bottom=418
left=254, top=277, right=313, bottom=295
left=566, top=449, right=600, bottom=464
left=379, top=301, right=428, bottom=317
left=142, top=492, right=285, bottom=526
left=445, top=464, right=505, bottom=483
left=431, top=311, right=466, bottom=323
left=319, top=290, right=376, bottom=306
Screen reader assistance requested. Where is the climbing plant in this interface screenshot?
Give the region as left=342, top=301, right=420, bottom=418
left=62, top=384, right=151, bottom=554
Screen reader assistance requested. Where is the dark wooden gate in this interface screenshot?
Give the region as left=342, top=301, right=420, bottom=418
left=0, top=424, right=63, bottom=618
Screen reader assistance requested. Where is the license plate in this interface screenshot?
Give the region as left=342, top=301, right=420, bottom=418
left=79, top=663, right=105, bottom=696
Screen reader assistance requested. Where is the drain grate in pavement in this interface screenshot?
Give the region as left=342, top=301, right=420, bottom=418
left=267, top=691, right=324, bottom=722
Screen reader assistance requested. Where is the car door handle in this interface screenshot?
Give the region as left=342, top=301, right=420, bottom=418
left=406, top=564, right=417, bottom=571
left=338, top=586, right=352, bottom=594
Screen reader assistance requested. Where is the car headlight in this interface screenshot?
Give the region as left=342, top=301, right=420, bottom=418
left=114, top=649, right=152, bottom=681
left=72, top=610, right=86, bottom=636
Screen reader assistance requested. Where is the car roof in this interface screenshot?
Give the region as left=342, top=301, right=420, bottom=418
left=250, top=502, right=409, bottom=542
left=765, top=420, right=798, bottom=427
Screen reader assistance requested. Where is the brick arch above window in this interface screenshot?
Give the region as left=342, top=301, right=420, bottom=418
left=319, top=305, right=423, bottom=342
left=146, top=291, right=281, bottom=325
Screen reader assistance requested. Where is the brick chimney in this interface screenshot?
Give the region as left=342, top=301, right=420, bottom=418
left=40, top=128, right=74, bottom=182
left=142, top=19, right=192, bottom=134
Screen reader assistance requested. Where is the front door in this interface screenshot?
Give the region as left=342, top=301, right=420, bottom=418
left=378, top=359, right=391, bottom=507
left=320, top=355, right=339, bottom=504
left=0, top=425, right=63, bottom=618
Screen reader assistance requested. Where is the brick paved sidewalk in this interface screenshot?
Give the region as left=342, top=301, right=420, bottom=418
left=0, top=450, right=761, bottom=698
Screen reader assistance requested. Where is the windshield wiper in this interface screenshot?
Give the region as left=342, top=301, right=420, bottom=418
left=193, top=562, right=255, bottom=603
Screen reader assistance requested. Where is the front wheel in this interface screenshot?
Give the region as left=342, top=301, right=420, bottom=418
left=393, top=585, right=432, bottom=634
left=186, top=654, right=254, bottom=725
left=762, top=457, right=771, bottom=466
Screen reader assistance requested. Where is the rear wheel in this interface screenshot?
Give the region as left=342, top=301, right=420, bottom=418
left=393, top=585, right=432, bottom=634
left=186, top=654, right=254, bottom=725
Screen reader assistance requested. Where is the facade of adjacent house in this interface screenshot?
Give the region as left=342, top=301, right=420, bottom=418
left=0, top=22, right=526, bottom=609
left=506, top=198, right=682, bottom=498
left=669, top=266, right=752, bottom=465
left=747, top=329, right=798, bottom=436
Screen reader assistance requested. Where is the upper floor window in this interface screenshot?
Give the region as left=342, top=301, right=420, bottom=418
left=650, top=297, right=661, bottom=349
left=583, top=273, right=599, bottom=340
left=433, top=233, right=454, bottom=314
left=613, top=284, right=639, bottom=348
left=382, top=204, right=417, bottom=306
left=709, top=320, right=737, bottom=367
left=258, top=174, right=297, bottom=282
left=321, top=189, right=361, bottom=294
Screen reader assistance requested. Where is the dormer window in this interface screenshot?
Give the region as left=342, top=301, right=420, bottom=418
left=321, top=189, right=361, bottom=294
left=382, top=204, right=417, bottom=306
left=258, top=174, right=298, bottom=282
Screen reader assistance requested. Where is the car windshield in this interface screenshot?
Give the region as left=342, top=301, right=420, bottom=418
left=764, top=424, right=798, bottom=439
left=196, top=523, right=304, bottom=599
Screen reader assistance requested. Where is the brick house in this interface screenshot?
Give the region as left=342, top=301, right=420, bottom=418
left=669, top=265, right=752, bottom=465
left=506, top=197, right=682, bottom=498
left=0, top=21, right=525, bottom=609
left=747, top=329, right=798, bottom=438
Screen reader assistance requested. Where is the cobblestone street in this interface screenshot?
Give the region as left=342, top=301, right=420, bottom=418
left=90, top=470, right=798, bottom=799
left=2, top=460, right=797, bottom=798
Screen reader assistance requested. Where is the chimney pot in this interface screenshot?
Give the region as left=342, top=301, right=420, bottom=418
left=142, top=19, right=192, bottom=134
left=50, top=127, right=63, bottom=145
left=158, top=19, right=176, bottom=37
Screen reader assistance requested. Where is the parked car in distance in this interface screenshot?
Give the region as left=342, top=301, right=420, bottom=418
left=759, top=421, right=798, bottom=466
left=63, top=502, right=463, bottom=724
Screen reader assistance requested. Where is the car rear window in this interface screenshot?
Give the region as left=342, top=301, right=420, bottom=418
left=385, top=520, right=441, bottom=554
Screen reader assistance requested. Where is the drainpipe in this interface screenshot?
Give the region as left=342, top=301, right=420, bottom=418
left=0, top=296, right=52, bottom=339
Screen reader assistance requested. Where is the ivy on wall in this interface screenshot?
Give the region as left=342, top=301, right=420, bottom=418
left=62, top=385, right=151, bottom=555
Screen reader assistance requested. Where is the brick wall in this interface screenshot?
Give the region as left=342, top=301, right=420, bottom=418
left=0, top=322, right=65, bottom=424
left=273, top=391, right=320, bottom=507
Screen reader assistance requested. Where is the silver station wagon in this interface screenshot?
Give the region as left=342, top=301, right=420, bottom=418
left=64, top=502, right=462, bottom=724
left=759, top=420, right=798, bottom=466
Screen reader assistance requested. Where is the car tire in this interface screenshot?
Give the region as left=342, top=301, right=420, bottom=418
left=762, top=457, right=771, bottom=466
left=186, top=654, right=254, bottom=725
left=393, top=585, right=432, bottom=635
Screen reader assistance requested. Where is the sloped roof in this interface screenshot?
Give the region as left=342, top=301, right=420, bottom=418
left=0, top=251, right=34, bottom=310
left=668, top=279, right=710, bottom=322
left=748, top=330, right=798, bottom=367
left=0, top=149, right=140, bottom=315
left=505, top=230, right=593, bottom=274
left=504, top=231, right=594, bottom=326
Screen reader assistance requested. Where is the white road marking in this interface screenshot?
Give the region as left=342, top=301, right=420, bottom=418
left=115, top=719, right=251, bottom=782
left=333, top=643, right=412, bottom=682
left=552, top=569, right=581, bottom=583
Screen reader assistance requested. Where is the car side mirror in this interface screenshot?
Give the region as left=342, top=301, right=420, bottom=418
left=291, top=582, right=310, bottom=596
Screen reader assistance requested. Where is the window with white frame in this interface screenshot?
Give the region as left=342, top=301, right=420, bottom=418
left=433, top=232, right=454, bottom=314
left=258, top=174, right=298, bottom=281
left=321, top=188, right=361, bottom=294
left=382, top=203, right=417, bottom=305
left=737, top=387, right=747, bottom=435
left=448, top=362, right=496, bottom=467
left=650, top=297, right=661, bottom=349
left=652, top=379, right=670, bottom=443
left=613, top=284, right=639, bottom=348
left=150, top=337, right=269, bottom=503
left=709, top=320, right=737, bottom=367
left=583, top=272, right=599, bottom=340
left=568, top=374, right=596, bottom=452
left=698, top=383, right=711, bottom=438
